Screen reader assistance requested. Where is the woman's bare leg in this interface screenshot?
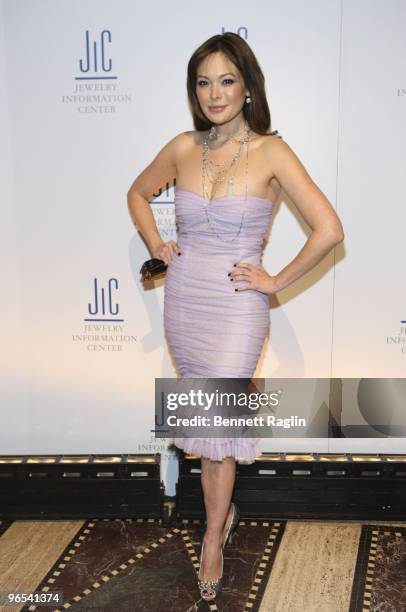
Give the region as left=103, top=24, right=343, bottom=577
left=198, top=456, right=236, bottom=581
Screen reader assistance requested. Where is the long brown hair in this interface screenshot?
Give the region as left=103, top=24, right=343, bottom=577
left=187, top=32, right=274, bottom=135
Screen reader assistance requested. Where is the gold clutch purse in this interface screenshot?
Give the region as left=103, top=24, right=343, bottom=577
left=140, top=258, right=168, bottom=281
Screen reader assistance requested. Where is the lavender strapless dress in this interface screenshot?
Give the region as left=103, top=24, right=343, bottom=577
left=164, top=187, right=274, bottom=464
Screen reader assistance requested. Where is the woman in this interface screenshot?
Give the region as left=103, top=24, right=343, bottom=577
left=127, top=32, right=344, bottom=602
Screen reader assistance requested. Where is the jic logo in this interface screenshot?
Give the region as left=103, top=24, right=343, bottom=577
left=73, top=277, right=136, bottom=350
left=86, top=278, right=122, bottom=322
left=63, top=29, right=131, bottom=113
left=76, top=30, right=116, bottom=80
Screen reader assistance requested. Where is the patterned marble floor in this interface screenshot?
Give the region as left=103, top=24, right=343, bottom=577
left=0, top=511, right=405, bottom=612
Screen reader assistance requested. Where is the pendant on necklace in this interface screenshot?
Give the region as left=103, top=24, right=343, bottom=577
left=227, top=176, right=234, bottom=196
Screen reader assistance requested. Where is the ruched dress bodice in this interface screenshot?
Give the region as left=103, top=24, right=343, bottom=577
left=164, top=187, right=274, bottom=463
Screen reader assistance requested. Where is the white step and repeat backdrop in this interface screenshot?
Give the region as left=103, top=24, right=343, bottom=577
left=1, top=0, right=405, bottom=493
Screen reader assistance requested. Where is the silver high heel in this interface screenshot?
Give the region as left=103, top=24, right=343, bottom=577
left=197, top=503, right=240, bottom=601
left=222, top=502, right=240, bottom=548
left=198, top=540, right=224, bottom=601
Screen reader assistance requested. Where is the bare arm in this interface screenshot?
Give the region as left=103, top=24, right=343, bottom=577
left=126, top=132, right=188, bottom=262
left=231, top=137, right=344, bottom=295
left=267, top=137, right=344, bottom=293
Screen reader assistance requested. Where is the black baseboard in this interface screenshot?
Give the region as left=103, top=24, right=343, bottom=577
left=175, top=451, right=406, bottom=521
left=0, top=454, right=167, bottom=521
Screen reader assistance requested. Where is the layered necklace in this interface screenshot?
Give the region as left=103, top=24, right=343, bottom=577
left=201, top=120, right=251, bottom=242
left=201, top=120, right=251, bottom=202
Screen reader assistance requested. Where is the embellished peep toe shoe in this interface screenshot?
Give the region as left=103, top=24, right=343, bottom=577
left=197, top=503, right=240, bottom=601
left=198, top=540, right=224, bottom=601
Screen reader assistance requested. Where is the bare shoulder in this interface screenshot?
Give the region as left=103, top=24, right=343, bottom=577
left=260, top=131, right=288, bottom=158
left=149, top=130, right=195, bottom=173
left=164, top=130, right=202, bottom=162
left=127, top=130, right=193, bottom=199
left=164, top=130, right=194, bottom=155
left=180, top=129, right=207, bottom=146
left=260, top=133, right=308, bottom=182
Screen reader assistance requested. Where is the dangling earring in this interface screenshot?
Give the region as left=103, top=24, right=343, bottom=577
left=245, top=94, right=251, bottom=104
